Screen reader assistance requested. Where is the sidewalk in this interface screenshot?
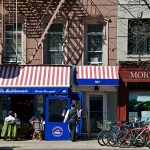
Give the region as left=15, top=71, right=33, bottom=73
left=0, top=139, right=149, bottom=150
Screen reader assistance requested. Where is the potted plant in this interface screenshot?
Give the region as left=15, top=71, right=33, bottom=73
left=144, top=101, right=150, bottom=111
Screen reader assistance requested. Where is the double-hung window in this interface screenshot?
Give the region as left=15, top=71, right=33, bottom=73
left=4, top=23, right=23, bottom=63
left=46, top=23, right=64, bottom=65
left=87, top=24, right=104, bottom=65
left=128, top=19, right=150, bottom=54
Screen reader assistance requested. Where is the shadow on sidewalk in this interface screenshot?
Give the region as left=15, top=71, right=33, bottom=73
left=0, top=146, right=20, bottom=150
left=79, top=136, right=97, bottom=141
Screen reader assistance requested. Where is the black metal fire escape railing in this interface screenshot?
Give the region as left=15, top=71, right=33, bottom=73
left=29, top=0, right=65, bottom=63
left=1, top=0, right=103, bottom=64
left=77, top=0, right=102, bottom=16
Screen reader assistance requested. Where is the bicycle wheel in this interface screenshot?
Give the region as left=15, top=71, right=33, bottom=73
left=145, top=131, right=150, bottom=147
left=119, top=131, right=133, bottom=148
left=97, top=130, right=106, bottom=146
left=101, top=130, right=110, bottom=146
left=142, top=131, right=149, bottom=147
left=133, top=131, right=149, bottom=147
left=107, top=131, right=118, bottom=147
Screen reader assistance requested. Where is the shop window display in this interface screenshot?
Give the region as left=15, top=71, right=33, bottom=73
left=129, top=92, right=150, bottom=122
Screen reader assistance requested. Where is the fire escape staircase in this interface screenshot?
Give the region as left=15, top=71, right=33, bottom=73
left=29, top=0, right=102, bottom=63
left=63, top=0, right=103, bottom=64
left=77, top=0, right=102, bottom=16
left=2, top=0, right=102, bottom=64
left=29, top=0, right=65, bottom=63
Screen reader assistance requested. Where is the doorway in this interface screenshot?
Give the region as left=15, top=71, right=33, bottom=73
left=9, top=94, right=34, bottom=123
left=87, top=93, right=106, bottom=135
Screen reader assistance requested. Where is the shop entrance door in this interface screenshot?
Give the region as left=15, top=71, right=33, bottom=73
left=89, top=94, right=105, bottom=134
left=45, top=97, right=70, bottom=140
left=9, top=95, right=34, bottom=123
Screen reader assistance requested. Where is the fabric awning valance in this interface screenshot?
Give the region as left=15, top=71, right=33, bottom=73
left=0, top=65, right=70, bottom=94
left=76, top=66, right=119, bottom=86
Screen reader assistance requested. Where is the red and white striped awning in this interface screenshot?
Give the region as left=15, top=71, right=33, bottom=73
left=77, top=66, right=119, bottom=79
left=76, top=66, right=119, bottom=86
left=0, top=66, right=70, bottom=87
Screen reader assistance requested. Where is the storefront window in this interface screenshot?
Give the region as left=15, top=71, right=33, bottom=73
left=48, top=99, right=67, bottom=122
left=129, top=92, right=150, bottom=122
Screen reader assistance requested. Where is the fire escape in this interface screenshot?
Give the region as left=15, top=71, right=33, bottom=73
left=1, top=0, right=103, bottom=65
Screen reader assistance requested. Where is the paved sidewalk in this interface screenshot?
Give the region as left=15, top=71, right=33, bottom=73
left=0, top=140, right=149, bottom=150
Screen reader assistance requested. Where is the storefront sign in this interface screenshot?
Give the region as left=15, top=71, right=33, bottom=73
left=0, top=87, right=68, bottom=95
left=130, top=71, right=150, bottom=79
left=76, top=66, right=119, bottom=86
left=76, top=79, right=119, bottom=86
left=0, top=88, right=29, bottom=94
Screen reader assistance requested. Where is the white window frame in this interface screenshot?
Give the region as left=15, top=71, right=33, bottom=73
left=86, top=92, right=107, bottom=135
left=46, top=23, right=64, bottom=65
left=128, top=19, right=150, bottom=55
left=4, top=23, right=24, bottom=63
left=85, top=23, right=107, bottom=65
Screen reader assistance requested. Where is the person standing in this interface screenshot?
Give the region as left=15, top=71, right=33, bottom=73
left=14, top=112, right=21, bottom=125
left=29, top=112, right=43, bottom=124
left=14, top=112, right=21, bottom=140
left=63, top=104, right=82, bottom=142
left=1, top=111, right=17, bottom=140
left=29, top=112, right=44, bottom=140
left=5, top=111, right=16, bottom=122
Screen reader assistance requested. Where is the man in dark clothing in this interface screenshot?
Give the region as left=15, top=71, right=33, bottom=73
left=63, top=104, right=82, bottom=142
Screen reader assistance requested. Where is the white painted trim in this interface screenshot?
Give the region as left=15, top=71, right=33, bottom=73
left=105, top=21, right=109, bottom=65
left=22, top=30, right=26, bottom=64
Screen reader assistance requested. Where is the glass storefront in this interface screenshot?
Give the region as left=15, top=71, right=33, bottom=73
left=129, top=92, right=150, bottom=122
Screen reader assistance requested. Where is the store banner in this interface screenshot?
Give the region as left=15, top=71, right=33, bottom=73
left=0, top=87, right=69, bottom=94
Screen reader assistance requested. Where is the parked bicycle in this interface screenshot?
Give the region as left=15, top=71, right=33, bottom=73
left=97, top=120, right=150, bottom=148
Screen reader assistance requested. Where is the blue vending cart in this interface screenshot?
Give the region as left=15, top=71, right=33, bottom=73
left=45, top=91, right=82, bottom=141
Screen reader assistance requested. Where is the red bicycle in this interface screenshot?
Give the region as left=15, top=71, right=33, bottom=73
left=120, top=123, right=150, bottom=147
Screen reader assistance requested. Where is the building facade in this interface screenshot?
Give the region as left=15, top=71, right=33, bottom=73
left=0, top=0, right=118, bottom=139
left=117, top=0, right=150, bottom=122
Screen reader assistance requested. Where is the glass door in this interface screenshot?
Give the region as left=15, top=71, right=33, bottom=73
left=89, top=95, right=104, bottom=134
left=45, top=96, right=70, bottom=140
